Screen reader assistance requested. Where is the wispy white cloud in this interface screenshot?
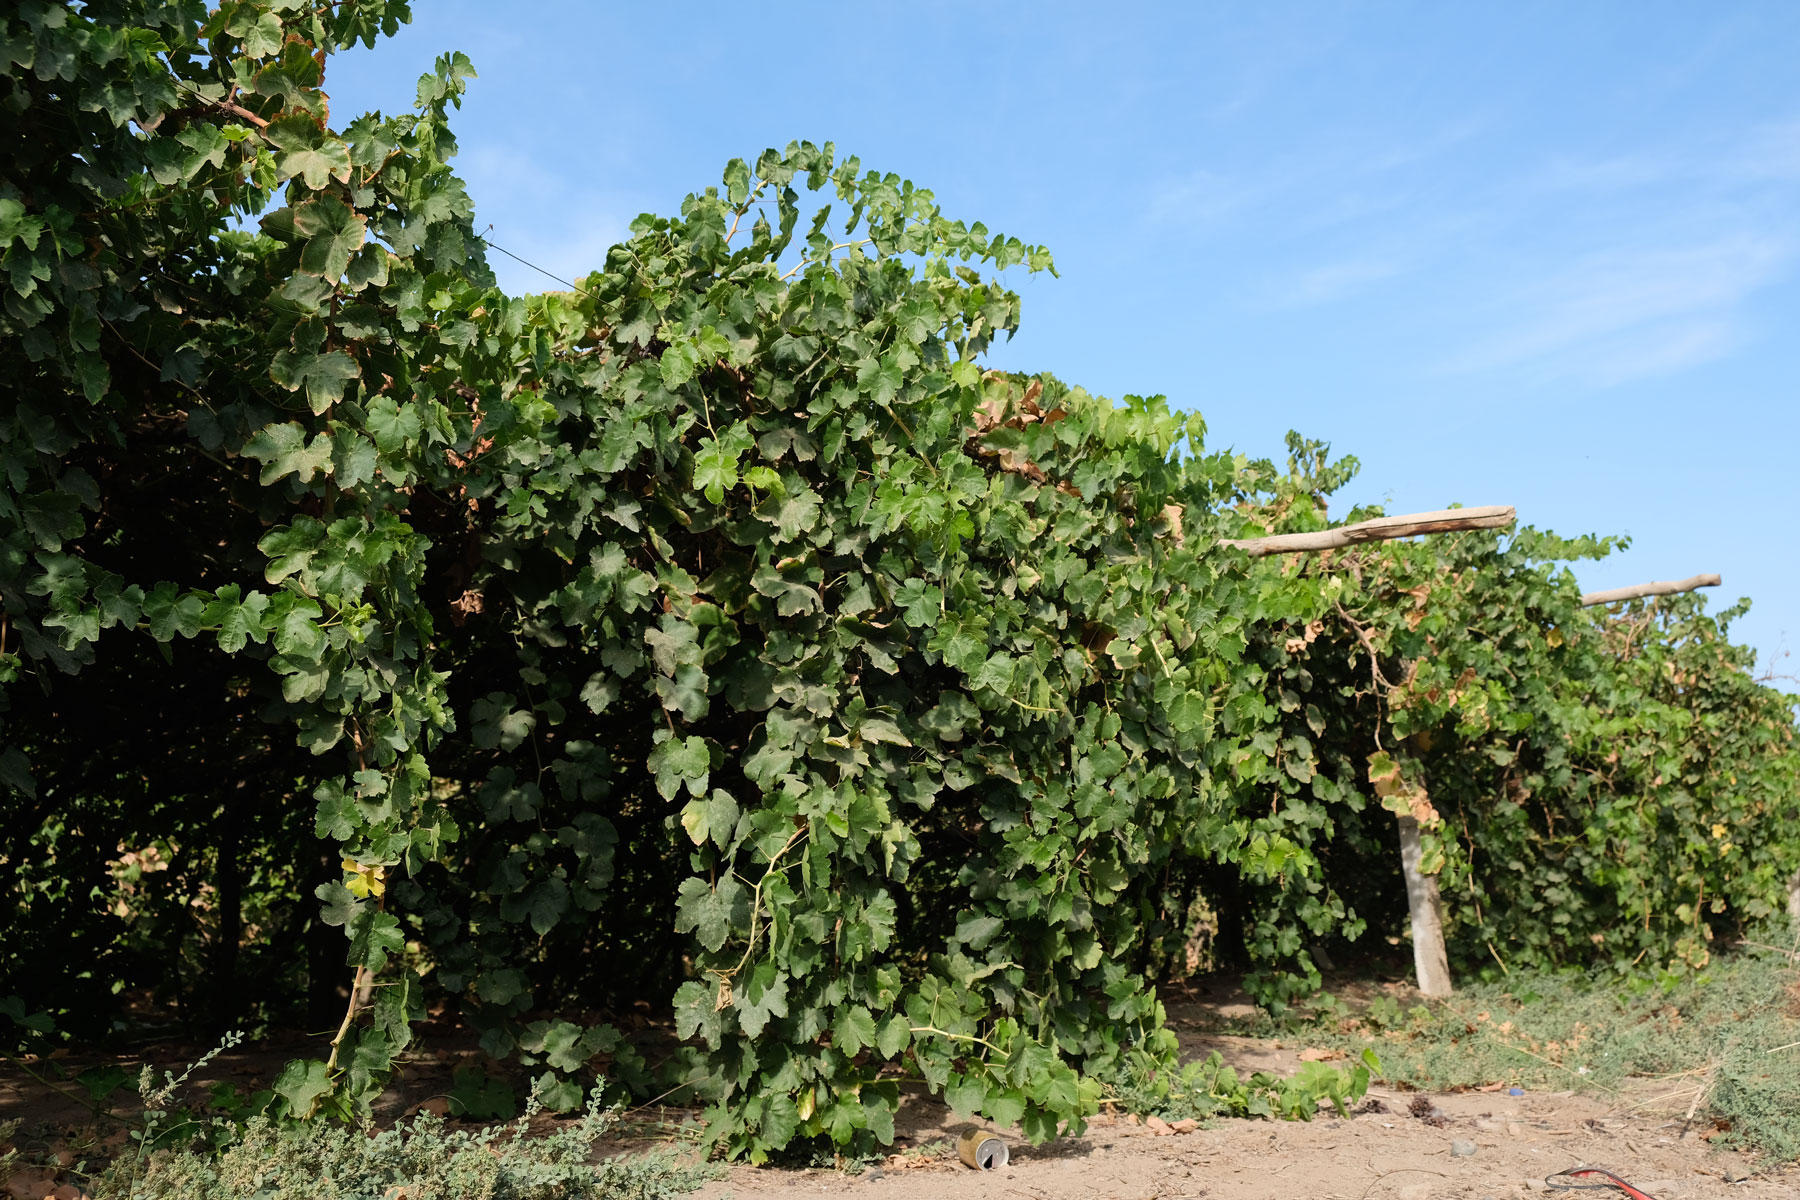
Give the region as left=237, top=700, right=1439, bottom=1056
left=1521, top=152, right=1676, bottom=195
left=1524, top=117, right=1800, bottom=195
left=1263, top=257, right=1401, bottom=307
left=1142, top=118, right=1485, bottom=235
left=1357, top=115, right=1491, bottom=174
left=1139, top=97, right=1800, bottom=386
left=1585, top=318, right=1742, bottom=386
left=1143, top=168, right=1268, bottom=230
left=1449, top=234, right=1792, bottom=379
left=1139, top=116, right=1490, bottom=313
left=1723, top=117, right=1800, bottom=183
left=1447, top=110, right=1800, bottom=384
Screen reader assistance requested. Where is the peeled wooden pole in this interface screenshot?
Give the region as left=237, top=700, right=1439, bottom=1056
left=1221, top=506, right=1515, bottom=557
left=1397, top=817, right=1453, bottom=997
left=1222, top=506, right=1512, bottom=996
left=1579, top=573, right=1720, bottom=607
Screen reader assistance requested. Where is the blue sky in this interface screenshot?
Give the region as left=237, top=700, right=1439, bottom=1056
left=330, top=2, right=1800, bottom=687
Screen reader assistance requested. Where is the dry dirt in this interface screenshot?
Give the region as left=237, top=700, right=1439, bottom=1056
left=4, top=985, right=1795, bottom=1200
left=700, top=1077, right=1793, bottom=1200
left=699, top=979, right=1796, bottom=1200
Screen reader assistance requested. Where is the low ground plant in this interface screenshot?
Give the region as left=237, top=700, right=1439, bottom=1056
left=2, top=1005, right=716, bottom=1200
left=1100, top=1040, right=1380, bottom=1123
left=93, top=1094, right=719, bottom=1200
left=1316, top=943, right=1800, bottom=1160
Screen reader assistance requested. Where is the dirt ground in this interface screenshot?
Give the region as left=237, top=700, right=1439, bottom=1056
left=698, top=1077, right=1793, bottom=1200
left=4, top=983, right=1795, bottom=1200
left=699, top=982, right=1798, bottom=1200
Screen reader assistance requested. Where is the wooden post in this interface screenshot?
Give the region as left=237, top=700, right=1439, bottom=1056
left=1223, top=505, right=1514, bottom=996
left=1579, top=574, right=1720, bottom=607
left=1397, top=816, right=1453, bottom=997
left=1221, top=506, right=1514, bottom=558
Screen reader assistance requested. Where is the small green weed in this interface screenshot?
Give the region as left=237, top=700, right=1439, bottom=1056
left=1102, top=1045, right=1380, bottom=1123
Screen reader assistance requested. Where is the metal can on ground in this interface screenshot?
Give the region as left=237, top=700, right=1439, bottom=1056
left=956, top=1127, right=1009, bottom=1170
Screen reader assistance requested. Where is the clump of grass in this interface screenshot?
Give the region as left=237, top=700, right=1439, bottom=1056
left=1315, top=942, right=1800, bottom=1161
left=0, top=1012, right=717, bottom=1200
left=92, top=1086, right=720, bottom=1200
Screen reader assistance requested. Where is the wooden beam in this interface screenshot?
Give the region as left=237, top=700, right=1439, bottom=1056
left=1397, top=816, right=1453, bottom=998
left=1221, top=506, right=1515, bottom=558
left=1579, top=573, right=1721, bottom=607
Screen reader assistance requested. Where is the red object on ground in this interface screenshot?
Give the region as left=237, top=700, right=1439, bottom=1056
left=1546, top=1167, right=1660, bottom=1200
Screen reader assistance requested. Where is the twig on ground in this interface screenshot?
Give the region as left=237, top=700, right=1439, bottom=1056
left=1680, top=1063, right=1720, bottom=1136
left=1358, top=1164, right=1448, bottom=1200
left=1735, top=940, right=1800, bottom=961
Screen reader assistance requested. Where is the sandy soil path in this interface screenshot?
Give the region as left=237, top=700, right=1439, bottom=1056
left=699, top=1081, right=1794, bottom=1200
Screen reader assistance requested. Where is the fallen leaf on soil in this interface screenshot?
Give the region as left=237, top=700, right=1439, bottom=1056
left=885, top=1154, right=936, bottom=1172
left=1298, top=1047, right=1343, bottom=1062
left=5, top=1174, right=54, bottom=1200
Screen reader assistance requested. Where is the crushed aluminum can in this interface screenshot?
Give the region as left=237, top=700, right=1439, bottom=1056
left=956, top=1127, right=1010, bottom=1170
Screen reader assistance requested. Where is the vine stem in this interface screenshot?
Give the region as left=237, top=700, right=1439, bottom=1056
left=167, top=78, right=271, bottom=130
left=724, top=178, right=770, bottom=243
left=325, top=718, right=374, bottom=1075
left=1333, top=599, right=1392, bottom=693
left=323, top=964, right=369, bottom=1072
left=908, top=1027, right=1002, bottom=1054
left=1485, top=940, right=1510, bottom=976
left=722, top=828, right=810, bottom=982
left=778, top=239, right=872, bottom=281
left=878, top=402, right=934, bottom=476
